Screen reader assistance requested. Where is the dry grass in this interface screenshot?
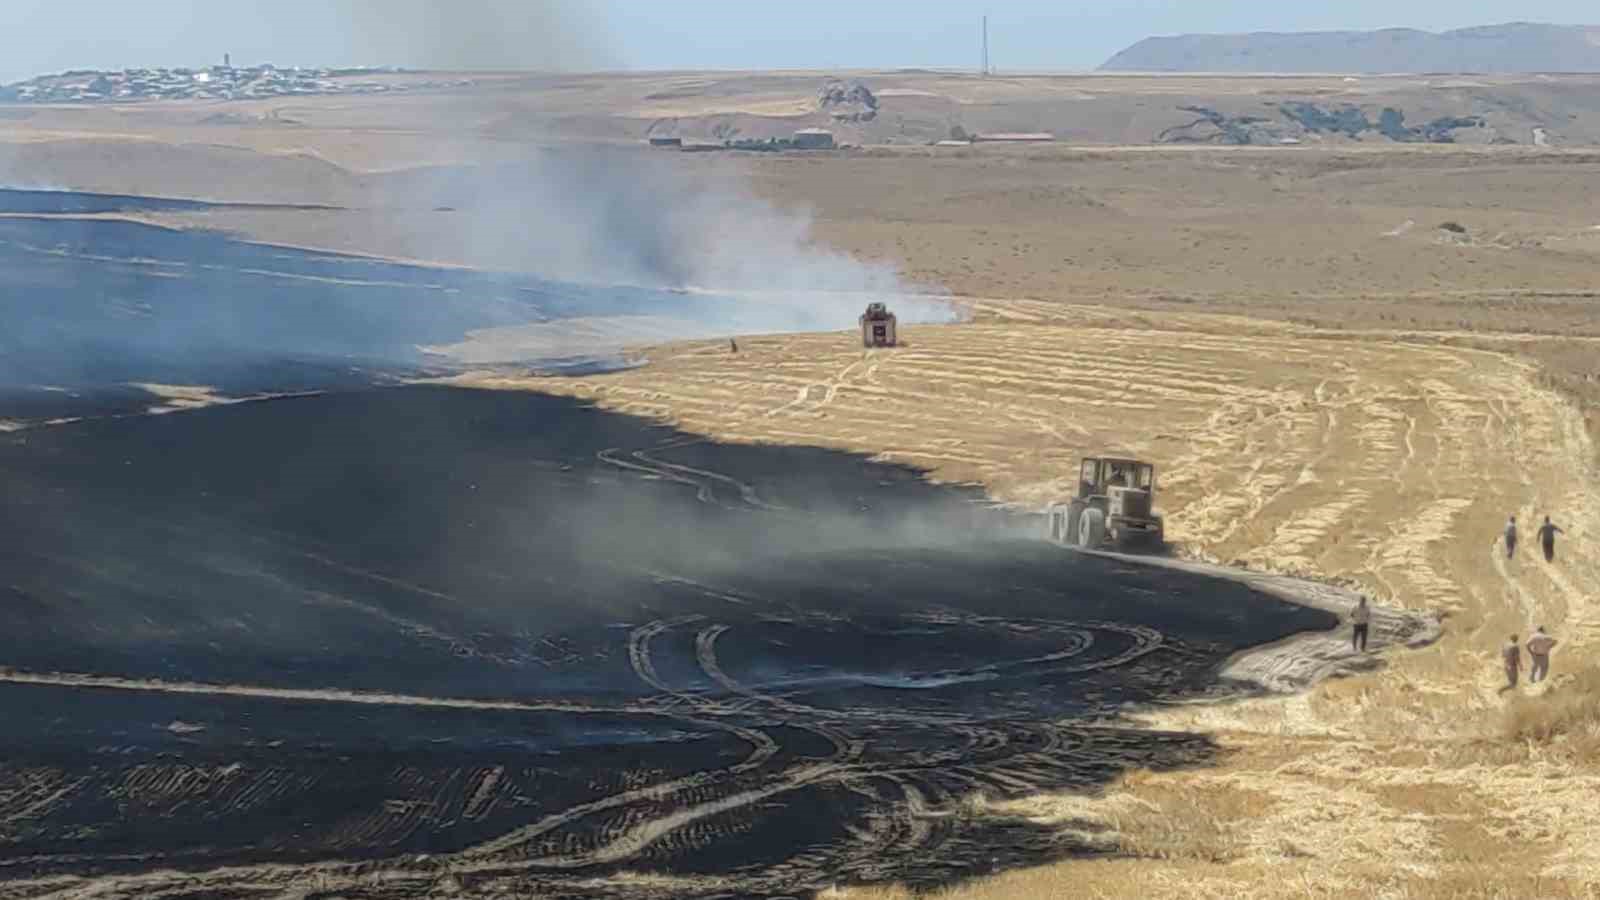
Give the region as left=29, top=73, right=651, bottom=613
left=1522, top=340, right=1600, bottom=458
left=884, top=864, right=1600, bottom=900
left=1100, top=784, right=1264, bottom=864
left=830, top=786, right=1600, bottom=898
left=826, top=669, right=1600, bottom=899
left=1502, top=668, right=1600, bottom=759
left=831, top=749, right=1600, bottom=898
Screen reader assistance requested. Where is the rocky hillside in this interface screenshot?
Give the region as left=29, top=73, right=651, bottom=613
left=1102, top=22, right=1600, bottom=73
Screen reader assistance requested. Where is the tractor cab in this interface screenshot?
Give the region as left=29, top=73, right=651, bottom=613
left=1082, top=457, right=1152, bottom=496
left=1048, top=456, right=1165, bottom=552
left=860, top=302, right=898, bottom=347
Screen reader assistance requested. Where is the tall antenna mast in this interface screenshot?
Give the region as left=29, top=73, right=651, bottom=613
left=982, top=16, right=990, bottom=77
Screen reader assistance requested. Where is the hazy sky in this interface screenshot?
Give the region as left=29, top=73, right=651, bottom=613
left=3, top=1, right=1597, bottom=83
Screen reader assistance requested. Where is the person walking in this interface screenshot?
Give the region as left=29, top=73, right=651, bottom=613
left=1504, top=515, right=1518, bottom=559
left=1527, top=627, right=1559, bottom=683
left=1501, top=634, right=1523, bottom=692
left=1350, top=596, right=1372, bottom=653
left=1536, top=516, right=1565, bottom=563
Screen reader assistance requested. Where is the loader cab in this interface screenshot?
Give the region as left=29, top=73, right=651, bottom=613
left=1079, top=458, right=1153, bottom=497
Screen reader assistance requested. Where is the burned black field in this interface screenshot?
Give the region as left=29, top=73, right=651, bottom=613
left=0, top=386, right=1335, bottom=899
left=0, top=203, right=833, bottom=395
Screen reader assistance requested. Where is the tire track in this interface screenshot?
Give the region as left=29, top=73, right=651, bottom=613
left=8, top=606, right=1186, bottom=899
left=596, top=446, right=712, bottom=503
left=464, top=611, right=1164, bottom=866
left=599, top=439, right=787, bottom=513
left=634, top=438, right=787, bottom=512
left=694, top=624, right=861, bottom=761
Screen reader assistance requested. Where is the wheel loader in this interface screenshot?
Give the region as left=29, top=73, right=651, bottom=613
left=1046, top=457, right=1165, bottom=552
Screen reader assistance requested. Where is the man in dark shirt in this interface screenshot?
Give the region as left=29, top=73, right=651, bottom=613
left=1536, top=516, right=1565, bottom=563
left=1501, top=634, right=1522, bottom=691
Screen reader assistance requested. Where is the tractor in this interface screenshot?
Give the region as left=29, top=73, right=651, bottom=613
left=860, top=302, right=897, bottom=347
left=1046, top=457, right=1165, bottom=552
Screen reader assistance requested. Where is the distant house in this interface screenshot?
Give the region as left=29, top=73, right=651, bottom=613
left=792, top=128, right=836, bottom=150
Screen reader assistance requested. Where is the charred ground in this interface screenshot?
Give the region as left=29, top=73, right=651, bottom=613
left=0, top=202, right=860, bottom=395
left=0, top=387, right=1333, bottom=898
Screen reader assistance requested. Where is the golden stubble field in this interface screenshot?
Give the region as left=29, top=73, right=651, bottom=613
left=7, top=74, right=1600, bottom=896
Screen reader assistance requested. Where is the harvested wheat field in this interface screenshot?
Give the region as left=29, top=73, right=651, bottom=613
left=459, top=297, right=1600, bottom=898
left=9, top=68, right=1600, bottom=897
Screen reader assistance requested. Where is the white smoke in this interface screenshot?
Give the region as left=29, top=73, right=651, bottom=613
left=0, top=0, right=956, bottom=390
left=336, top=0, right=957, bottom=333
left=371, top=149, right=956, bottom=333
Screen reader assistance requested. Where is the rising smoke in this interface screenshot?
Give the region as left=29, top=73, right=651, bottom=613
left=335, top=0, right=956, bottom=332
left=369, top=150, right=954, bottom=332
left=0, top=3, right=994, bottom=697
left=0, top=1, right=954, bottom=391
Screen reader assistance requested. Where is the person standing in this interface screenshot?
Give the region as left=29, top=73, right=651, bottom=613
left=1350, top=596, right=1372, bottom=653
left=1501, top=634, right=1523, bottom=691
left=1504, top=515, right=1518, bottom=559
left=1536, top=516, right=1565, bottom=563
left=1527, top=627, right=1559, bottom=683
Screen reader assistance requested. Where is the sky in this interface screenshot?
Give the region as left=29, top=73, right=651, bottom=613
left=3, top=1, right=1598, bottom=83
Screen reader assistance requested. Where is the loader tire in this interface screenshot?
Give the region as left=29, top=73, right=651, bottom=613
left=1078, top=508, right=1106, bottom=550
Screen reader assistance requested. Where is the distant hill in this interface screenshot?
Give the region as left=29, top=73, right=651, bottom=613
left=1101, top=22, right=1600, bottom=73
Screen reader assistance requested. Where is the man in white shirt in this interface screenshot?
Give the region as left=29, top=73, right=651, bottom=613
left=1350, top=596, right=1371, bottom=653
left=1527, top=627, right=1558, bottom=683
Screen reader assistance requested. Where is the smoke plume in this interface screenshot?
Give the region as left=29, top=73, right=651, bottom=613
left=363, top=151, right=954, bottom=334
left=335, top=0, right=955, bottom=338
left=0, top=1, right=954, bottom=392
